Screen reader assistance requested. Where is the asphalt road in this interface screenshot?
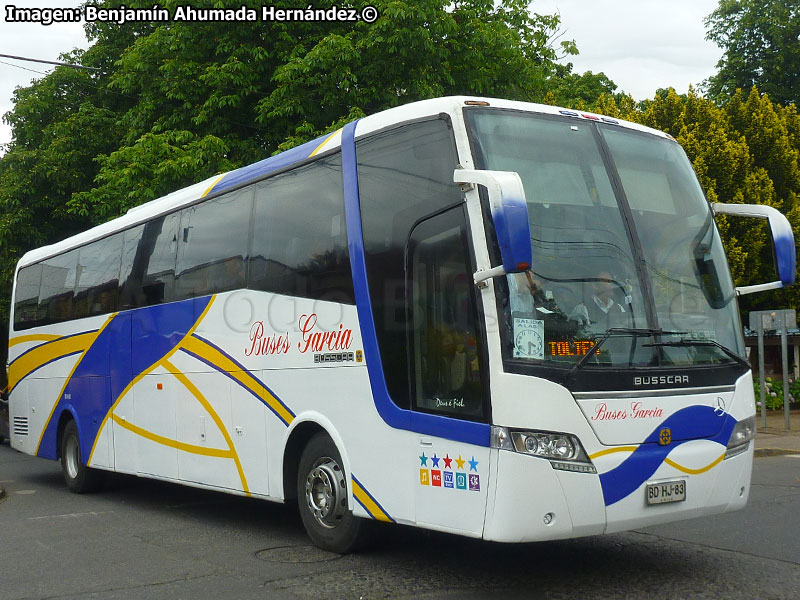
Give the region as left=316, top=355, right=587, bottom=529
left=1, top=441, right=798, bottom=600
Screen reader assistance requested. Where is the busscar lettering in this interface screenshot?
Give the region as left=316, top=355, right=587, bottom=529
left=298, top=314, right=353, bottom=353
left=5, top=5, right=81, bottom=25
left=634, top=375, right=690, bottom=386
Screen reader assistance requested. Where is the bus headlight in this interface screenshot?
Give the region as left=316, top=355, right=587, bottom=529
left=725, top=416, right=756, bottom=459
left=491, top=426, right=597, bottom=474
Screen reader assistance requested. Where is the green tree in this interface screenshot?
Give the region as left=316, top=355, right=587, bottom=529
left=0, top=0, right=574, bottom=324
left=704, top=0, right=800, bottom=105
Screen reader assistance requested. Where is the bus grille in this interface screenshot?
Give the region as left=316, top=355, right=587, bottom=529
left=12, top=416, right=29, bottom=436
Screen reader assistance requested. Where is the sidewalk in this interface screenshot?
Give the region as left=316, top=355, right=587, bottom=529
left=754, top=408, right=800, bottom=456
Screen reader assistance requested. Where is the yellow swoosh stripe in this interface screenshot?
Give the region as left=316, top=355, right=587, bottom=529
left=201, top=174, right=226, bottom=198
left=111, top=414, right=232, bottom=458
left=9, top=333, right=61, bottom=348
left=352, top=478, right=392, bottom=522
left=308, top=128, right=342, bottom=158
left=664, top=454, right=725, bottom=475
left=8, top=330, right=98, bottom=392
left=164, top=359, right=250, bottom=495
left=589, top=446, right=638, bottom=460
left=181, top=335, right=294, bottom=427
left=89, top=297, right=217, bottom=464
left=590, top=445, right=726, bottom=476
left=35, top=314, right=118, bottom=455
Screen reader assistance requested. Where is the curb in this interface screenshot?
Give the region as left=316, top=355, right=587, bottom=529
left=754, top=448, right=800, bottom=457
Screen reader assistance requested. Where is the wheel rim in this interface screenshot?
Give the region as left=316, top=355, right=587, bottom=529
left=304, top=456, right=346, bottom=529
left=65, top=435, right=80, bottom=480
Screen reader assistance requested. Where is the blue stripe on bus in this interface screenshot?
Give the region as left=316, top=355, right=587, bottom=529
left=208, top=134, right=332, bottom=196
left=340, top=120, right=491, bottom=448
left=36, top=298, right=213, bottom=461
left=599, top=405, right=737, bottom=506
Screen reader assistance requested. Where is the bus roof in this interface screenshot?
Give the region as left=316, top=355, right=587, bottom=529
left=18, top=96, right=667, bottom=268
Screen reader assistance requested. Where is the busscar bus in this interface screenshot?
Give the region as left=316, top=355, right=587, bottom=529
left=8, top=97, right=796, bottom=552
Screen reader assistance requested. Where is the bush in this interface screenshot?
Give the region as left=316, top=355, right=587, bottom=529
left=754, top=377, right=798, bottom=410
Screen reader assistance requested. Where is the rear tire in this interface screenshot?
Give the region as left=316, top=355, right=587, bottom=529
left=61, top=420, right=105, bottom=493
left=297, top=432, right=366, bottom=553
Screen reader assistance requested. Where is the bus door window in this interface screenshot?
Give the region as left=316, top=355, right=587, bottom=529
left=356, top=118, right=463, bottom=409
left=407, top=207, right=486, bottom=420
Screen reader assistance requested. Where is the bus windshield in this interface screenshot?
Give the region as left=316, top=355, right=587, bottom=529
left=466, top=108, right=745, bottom=368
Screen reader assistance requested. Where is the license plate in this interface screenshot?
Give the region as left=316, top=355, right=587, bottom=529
left=646, top=480, right=686, bottom=505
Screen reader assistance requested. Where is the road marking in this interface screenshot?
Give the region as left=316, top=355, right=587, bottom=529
left=29, top=510, right=113, bottom=520
left=16, top=489, right=36, bottom=495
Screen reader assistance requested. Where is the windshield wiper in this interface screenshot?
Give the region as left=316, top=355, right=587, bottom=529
left=643, top=338, right=750, bottom=369
left=565, top=328, right=670, bottom=381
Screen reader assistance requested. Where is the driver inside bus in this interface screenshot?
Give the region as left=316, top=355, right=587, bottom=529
left=570, top=271, right=628, bottom=331
left=508, top=270, right=562, bottom=317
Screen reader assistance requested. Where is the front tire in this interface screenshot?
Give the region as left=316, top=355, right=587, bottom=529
left=61, top=420, right=105, bottom=493
left=297, top=432, right=366, bottom=553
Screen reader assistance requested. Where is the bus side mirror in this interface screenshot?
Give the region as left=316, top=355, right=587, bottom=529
left=454, top=169, right=532, bottom=285
left=712, top=202, right=796, bottom=295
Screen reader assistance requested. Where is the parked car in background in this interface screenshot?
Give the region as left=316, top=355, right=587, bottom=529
left=0, top=388, right=9, bottom=444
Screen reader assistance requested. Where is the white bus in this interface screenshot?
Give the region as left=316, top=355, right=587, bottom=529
left=8, top=97, right=796, bottom=552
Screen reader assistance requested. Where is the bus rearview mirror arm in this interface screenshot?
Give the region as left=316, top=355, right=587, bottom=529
left=454, top=169, right=533, bottom=286
left=712, top=202, right=797, bottom=295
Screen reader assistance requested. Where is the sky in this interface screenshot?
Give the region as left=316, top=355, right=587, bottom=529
left=0, top=0, right=724, bottom=152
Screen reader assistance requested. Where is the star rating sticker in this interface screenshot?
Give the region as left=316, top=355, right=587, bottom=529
left=431, top=453, right=440, bottom=468
left=468, top=456, right=479, bottom=471
left=455, top=455, right=465, bottom=470
left=443, top=454, right=453, bottom=469
left=419, top=452, right=428, bottom=466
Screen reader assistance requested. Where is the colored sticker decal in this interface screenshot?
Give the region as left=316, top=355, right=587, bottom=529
left=598, top=405, right=737, bottom=506
left=352, top=475, right=394, bottom=522
left=180, top=333, right=295, bottom=427
left=8, top=329, right=99, bottom=393
left=340, top=119, right=491, bottom=448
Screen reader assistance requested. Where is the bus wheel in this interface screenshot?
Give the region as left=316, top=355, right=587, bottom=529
left=297, top=432, right=365, bottom=553
left=61, top=420, right=104, bottom=494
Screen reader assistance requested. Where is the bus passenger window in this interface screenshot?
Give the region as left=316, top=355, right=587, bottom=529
left=408, top=207, right=486, bottom=420
left=38, top=249, right=79, bottom=325
left=119, top=214, right=179, bottom=309
left=74, top=234, right=122, bottom=319
left=13, top=264, right=43, bottom=330
left=175, top=187, right=252, bottom=300
left=249, top=154, right=354, bottom=304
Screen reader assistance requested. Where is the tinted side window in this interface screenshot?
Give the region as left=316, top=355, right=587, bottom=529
left=119, top=214, right=180, bottom=309
left=74, top=234, right=123, bottom=319
left=175, top=188, right=252, bottom=301
left=13, top=264, right=42, bottom=330
left=249, top=154, right=353, bottom=304
left=38, top=249, right=79, bottom=325
left=356, top=119, right=462, bottom=408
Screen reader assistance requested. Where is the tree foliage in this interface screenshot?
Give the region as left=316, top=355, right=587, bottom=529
left=0, top=0, right=575, bottom=322
left=704, top=0, right=800, bottom=105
